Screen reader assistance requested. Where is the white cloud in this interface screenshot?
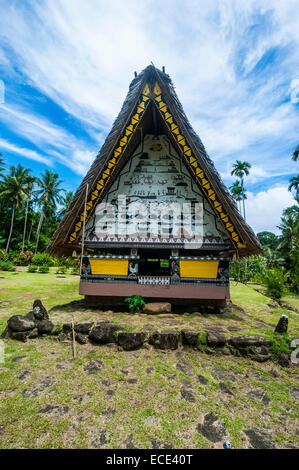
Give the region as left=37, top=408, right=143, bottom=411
left=0, top=0, right=298, bottom=184
left=246, top=185, right=297, bottom=234
left=0, top=138, right=52, bottom=166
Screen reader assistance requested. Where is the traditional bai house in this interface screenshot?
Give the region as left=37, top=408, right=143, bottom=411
left=48, top=65, right=262, bottom=307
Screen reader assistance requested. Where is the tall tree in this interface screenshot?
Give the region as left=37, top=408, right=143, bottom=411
left=22, top=175, right=36, bottom=251
left=58, top=191, right=73, bottom=220
left=0, top=165, right=30, bottom=252
left=231, top=160, right=251, bottom=220
left=34, top=170, right=64, bottom=253
left=292, top=144, right=299, bottom=162
left=229, top=180, right=243, bottom=213
left=288, top=175, right=299, bottom=201
left=277, top=206, right=299, bottom=255
left=0, top=153, right=5, bottom=179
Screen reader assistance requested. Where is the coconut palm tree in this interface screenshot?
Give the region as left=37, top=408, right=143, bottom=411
left=22, top=175, right=36, bottom=251
left=288, top=175, right=299, bottom=201
left=34, top=170, right=64, bottom=253
left=277, top=209, right=299, bottom=255
left=0, top=165, right=30, bottom=252
left=231, top=160, right=251, bottom=220
left=292, top=145, right=299, bottom=162
left=229, top=180, right=243, bottom=213
left=58, top=191, right=73, bottom=220
left=0, top=154, right=5, bottom=179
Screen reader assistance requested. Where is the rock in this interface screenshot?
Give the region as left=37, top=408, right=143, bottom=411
left=180, top=388, right=196, bottom=403
left=243, top=427, right=276, bottom=449
left=28, top=328, right=38, bottom=339
left=155, top=331, right=179, bottom=349
left=7, top=315, right=35, bottom=332
left=11, top=355, right=27, bottom=363
left=58, top=333, right=70, bottom=342
left=52, top=327, right=63, bottom=336
left=123, top=434, right=138, bottom=449
left=17, top=370, right=32, bottom=380
left=62, top=323, right=72, bottom=333
left=33, top=299, right=49, bottom=320
left=22, top=376, right=56, bottom=398
left=269, top=367, right=280, bottom=378
left=206, top=332, right=226, bottom=347
left=90, top=430, right=108, bottom=449
left=181, top=329, right=198, bottom=346
left=143, top=302, right=172, bottom=314
left=0, top=326, right=10, bottom=339
left=10, top=331, right=29, bottom=342
left=211, top=368, right=236, bottom=383
left=275, top=314, right=288, bottom=334
left=176, top=360, right=194, bottom=376
left=89, top=323, right=123, bottom=343
left=197, top=412, right=227, bottom=442
left=75, top=333, right=87, bottom=344
left=117, top=332, right=146, bottom=350
left=37, top=320, right=54, bottom=335
left=247, top=390, right=270, bottom=406
left=197, top=375, right=209, bottom=385
left=229, top=335, right=272, bottom=348
left=74, top=321, right=94, bottom=335
left=83, top=359, right=104, bottom=375
left=219, top=382, right=234, bottom=396
left=38, top=404, right=69, bottom=417
left=277, top=352, right=290, bottom=368
left=151, top=440, right=173, bottom=449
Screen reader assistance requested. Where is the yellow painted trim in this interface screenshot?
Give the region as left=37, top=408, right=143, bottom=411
left=68, top=83, right=151, bottom=243
left=180, top=260, right=219, bottom=279
left=152, top=82, right=245, bottom=248
left=89, top=259, right=129, bottom=276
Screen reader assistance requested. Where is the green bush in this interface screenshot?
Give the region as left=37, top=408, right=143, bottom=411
left=56, top=266, right=67, bottom=274
left=38, top=265, right=50, bottom=273
left=27, top=264, right=38, bottom=273
left=0, top=260, right=16, bottom=271
left=124, top=295, right=145, bottom=312
left=0, top=249, right=8, bottom=262
left=230, top=255, right=267, bottom=283
left=32, top=253, right=54, bottom=266
left=13, top=251, right=33, bottom=266
left=263, top=268, right=286, bottom=300
left=70, top=266, right=79, bottom=275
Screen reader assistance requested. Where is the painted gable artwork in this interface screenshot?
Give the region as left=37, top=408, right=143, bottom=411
left=49, top=65, right=262, bottom=306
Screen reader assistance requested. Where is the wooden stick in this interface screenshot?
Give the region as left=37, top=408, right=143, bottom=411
left=71, top=315, right=76, bottom=359
left=79, top=183, right=89, bottom=275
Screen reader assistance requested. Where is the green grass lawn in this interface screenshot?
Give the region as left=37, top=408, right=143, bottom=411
left=0, top=269, right=298, bottom=449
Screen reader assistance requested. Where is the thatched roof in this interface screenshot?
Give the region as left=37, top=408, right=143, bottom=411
left=48, top=65, right=262, bottom=257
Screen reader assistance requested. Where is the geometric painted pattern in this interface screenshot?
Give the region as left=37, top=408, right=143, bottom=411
left=68, top=80, right=246, bottom=249
left=152, top=82, right=246, bottom=249
left=68, top=84, right=151, bottom=243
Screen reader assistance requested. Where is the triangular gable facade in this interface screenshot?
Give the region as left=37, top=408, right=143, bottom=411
left=48, top=65, right=262, bottom=257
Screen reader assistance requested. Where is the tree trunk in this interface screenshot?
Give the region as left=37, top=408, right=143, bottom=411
left=34, top=210, right=44, bottom=255
left=22, top=197, right=29, bottom=252
left=5, top=204, right=15, bottom=253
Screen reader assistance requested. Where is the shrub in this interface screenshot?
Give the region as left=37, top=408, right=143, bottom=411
left=38, top=265, right=50, bottom=273
left=0, top=260, right=16, bottom=271
left=56, top=266, right=67, bottom=274
left=124, top=295, right=145, bottom=312
left=0, top=250, right=8, bottom=262
left=70, top=266, right=79, bottom=275
left=32, top=253, right=54, bottom=266
left=263, top=268, right=286, bottom=300
left=27, top=264, right=38, bottom=273
left=13, top=251, right=33, bottom=266
left=230, top=255, right=267, bottom=283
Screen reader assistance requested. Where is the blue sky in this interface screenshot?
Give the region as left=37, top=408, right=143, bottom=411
left=0, top=0, right=298, bottom=233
